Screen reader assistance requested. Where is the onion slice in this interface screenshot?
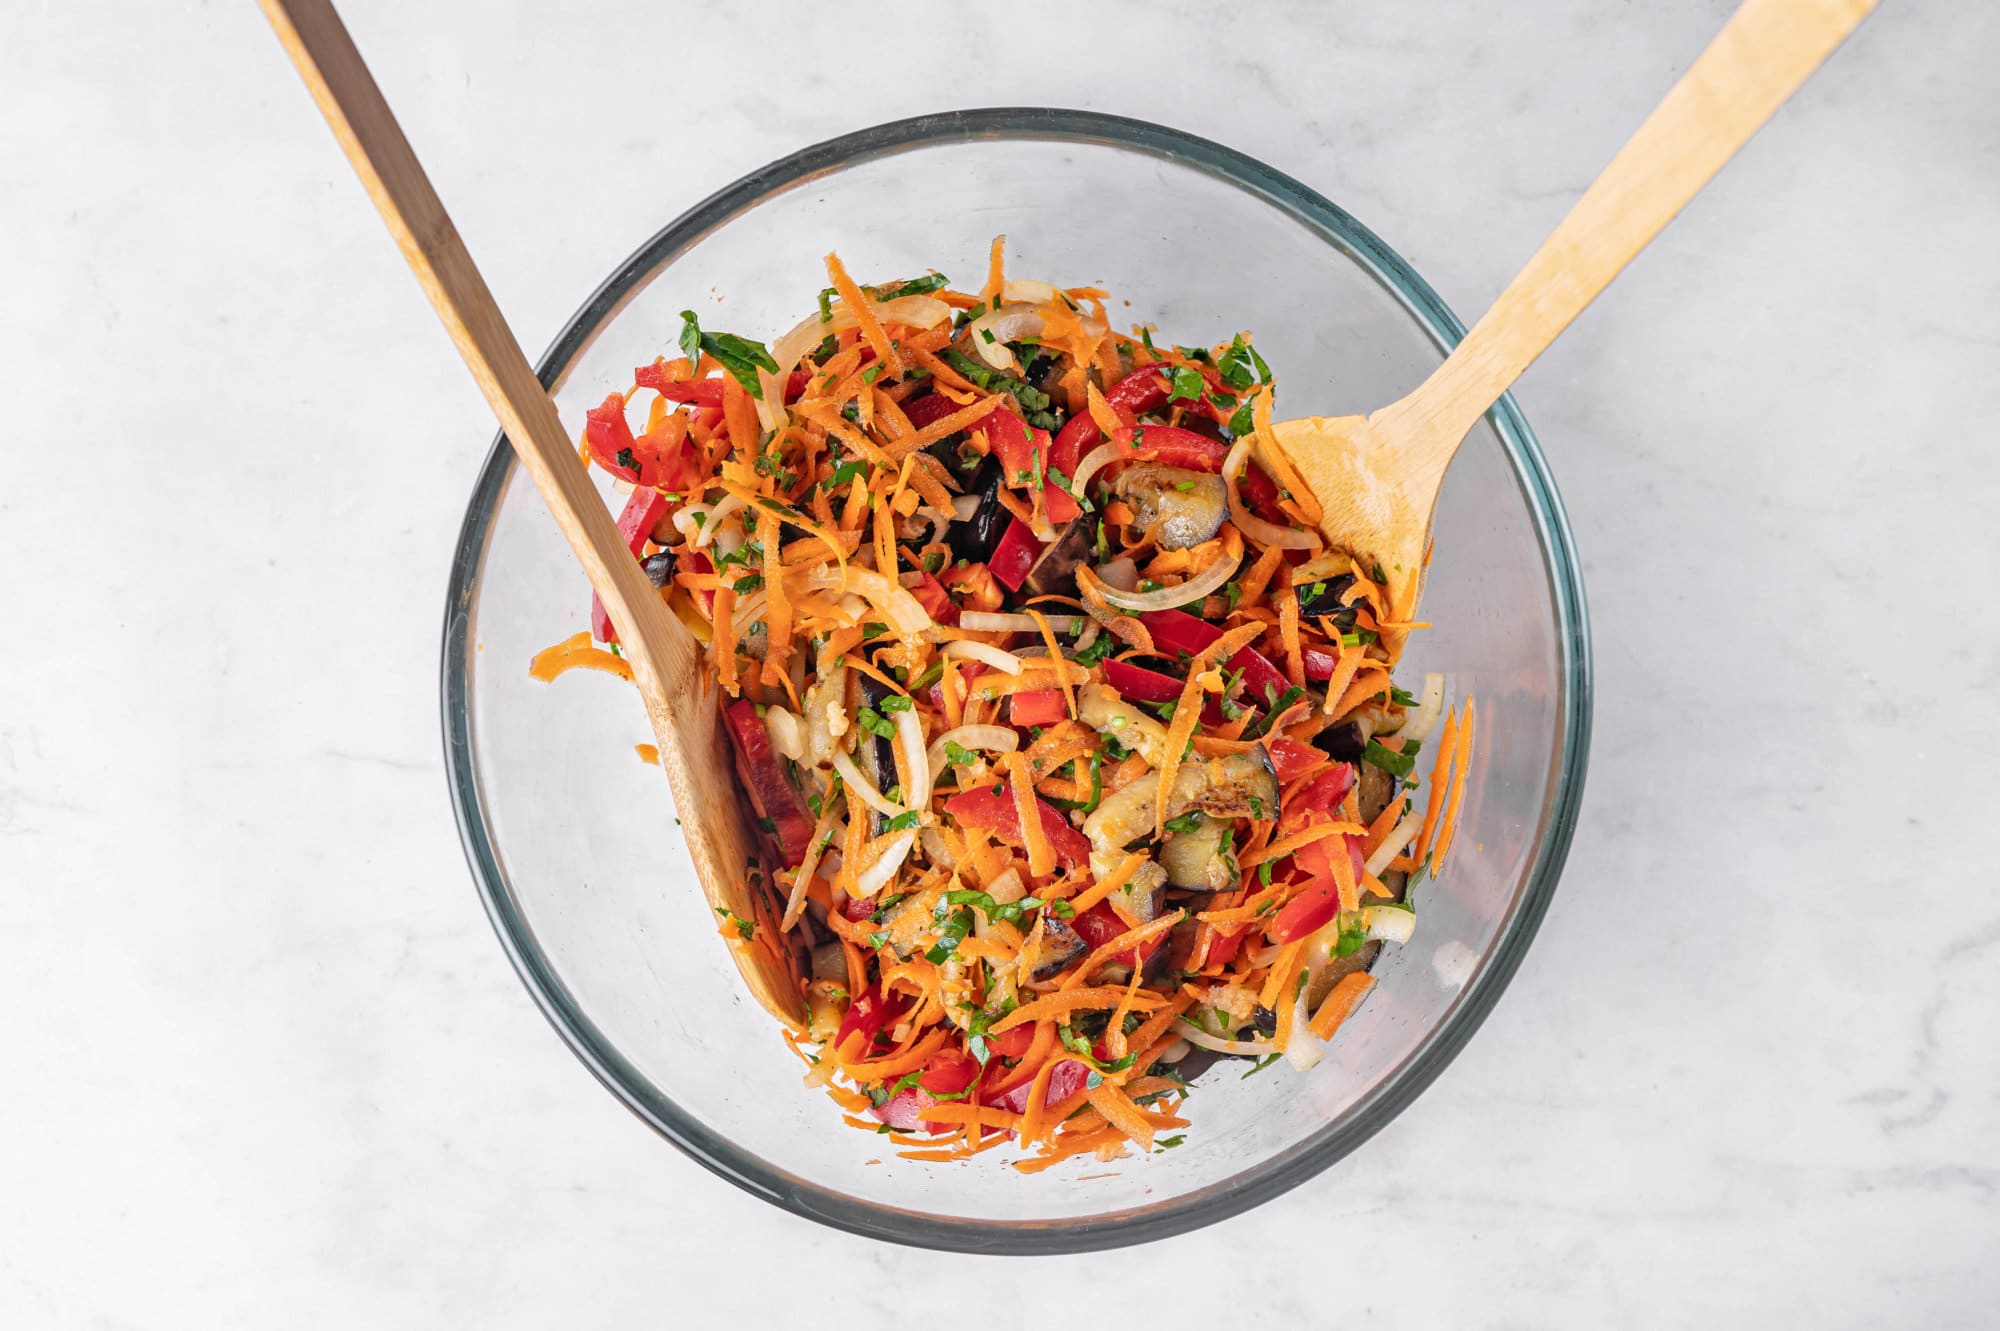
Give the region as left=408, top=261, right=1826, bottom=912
left=924, top=723, right=1019, bottom=781
left=1223, top=436, right=1317, bottom=551
left=1363, top=904, right=1417, bottom=944
left=1283, top=990, right=1327, bottom=1070
left=851, top=831, right=916, bottom=900
left=1067, top=439, right=1127, bottom=496
left=832, top=748, right=904, bottom=819
left=1173, top=1019, right=1276, bottom=1057
left=956, top=611, right=1085, bottom=635
left=1398, top=673, right=1448, bottom=744
left=940, top=639, right=1024, bottom=675
left=1081, top=547, right=1242, bottom=614
left=801, top=565, right=933, bottom=637
left=894, top=707, right=931, bottom=811
left=1363, top=809, right=1428, bottom=879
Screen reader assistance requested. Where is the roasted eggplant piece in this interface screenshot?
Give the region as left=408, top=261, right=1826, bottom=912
left=1078, top=683, right=1172, bottom=767
left=1109, top=463, right=1227, bottom=551
left=1293, top=572, right=1356, bottom=620
left=1159, top=812, right=1233, bottom=891
left=640, top=550, right=677, bottom=588
left=947, top=454, right=1007, bottom=564
left=1180, top=747, right=1279, bottom=821
left=1024, top=916, right=1089, bottom=982
left=1357, top=759, right=1398, bottom=826
left=1313, top=720, right=1366, bottom=764
left=856, top=674, right=901, bottom=834
left=1023, top=517, right=1091, bottom=598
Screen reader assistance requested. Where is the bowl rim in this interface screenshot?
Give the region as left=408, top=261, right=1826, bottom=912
left=441, top=106, right=1592, bottom=1254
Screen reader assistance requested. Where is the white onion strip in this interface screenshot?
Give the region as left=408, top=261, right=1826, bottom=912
left=1363, top=809, right=1428, bottom=879
left=1399, top=673, right=1448, bottom=745
left=964, top=304, right=1046, bottom=370
left=940, top=639, right=1024, bottom=675
left=1223, top=436, right=1317, bottom=551
left=757, top=295, right=954, bottom=430
left=1067, top=439, right=1127, bottom=496
left=832, top=748, right=904, bottom=819
left=924, top=724, right=1019, bottom=782
left=1284, top=990, right=1327, bottom=1070
left=851, top=831, right=916, bottom=900
left=1085, top=547, right=1242, bottom=614
left=1363, top=904, right=1417, bottom=944
left=956, top=611, right=1085, bottom=635
left=1173, top=1020, right=1276, bottom=1057
left=802, top=565, right=933, bottom=637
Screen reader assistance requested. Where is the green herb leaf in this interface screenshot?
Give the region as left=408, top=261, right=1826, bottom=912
left=1167, top=365, right=1206, bottom=404
left=1362, top=738, right=1418, bottom=779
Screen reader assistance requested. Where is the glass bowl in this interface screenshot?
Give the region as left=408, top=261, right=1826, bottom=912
left=442, top=108, right=1591, bottom=1252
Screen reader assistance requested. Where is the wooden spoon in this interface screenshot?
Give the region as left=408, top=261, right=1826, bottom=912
left=258, top=0, right=804, bottom=1024
left=1262, top=0, right=1875, bottom=624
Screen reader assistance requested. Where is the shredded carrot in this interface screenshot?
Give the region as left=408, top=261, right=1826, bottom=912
left=1257, top=939, right=1308, bottom=1010
left=1414, top=709, right=1459, bottom=866
left=529, top=631, right=633, bottom=683
left=990, top=986, right=1164, bottom=1034
left=632, top=742, right=659, bottom=764
left=980, top=234, right=1005, bottom=308
left=824, top=251, right=903, bottom=376
left=1309, top=972, right=1375, bottom=1041
left=1086, top=1083, right=1157, bottom=1150
left=1064, top=851, right=1146, bottom=916
left=1432, top=698, right=1476, bottom=870
left=1239, top=819, right=1366, bottom=869
left=1025, top=608, right=1077, bottom=720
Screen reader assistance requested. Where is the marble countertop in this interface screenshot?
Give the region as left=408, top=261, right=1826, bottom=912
left=4, top=1, right=1994, bottom=1324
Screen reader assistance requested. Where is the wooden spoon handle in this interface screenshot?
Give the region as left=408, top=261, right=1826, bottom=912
left=256, top=0, right=676, bottom=665
left=1384, top=0, right=1876, bottom=464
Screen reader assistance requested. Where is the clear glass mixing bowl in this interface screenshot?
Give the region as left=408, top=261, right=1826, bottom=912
left=442, top=108, right=1591, bottom=1252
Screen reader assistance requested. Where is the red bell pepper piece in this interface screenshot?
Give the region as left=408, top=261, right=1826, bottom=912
left=941, top=784, right=1091, bottom=869
left=985, top=1023, right=1036, bottom=1060
left=834, top=987, right=907, bottom=1058
left=1008, top=688, right=1068, bottom=728
left=1301, top=643, right=1340, bottom=681
left=923, top=660, right=986, bottom=712
left=722, top=700, right=814, bottom=866
left=633, top=361, right=726, bottom=405
left=590, top=486, right=673, bottom=644
left=1238, top=458, right=1291, bottom=526
left=900, top=392, right=958, bottom=430
left=1264, top=737, right=1325, bottom=785
left=584, top=394, right=698, bottom=492
left=870, top=1047, right=983, bottom=1133
left=987, top=1056, right=1093, bottom=1115
left=988, top=518, right=1043, bottom=592
left=983, top=409, right=1080, bottom=524
left=1204, top=924, right=1248, bottom=970
left=1108, top=424, right=1230, bottom=474
left=1072, top=901, right=1166, bottom=966
left=907, top=572, right=959, bottom=626
left=1285, top=763, right=1357, bottom=829
left=1270, top=833, right=1368, bottom=943
left=1101, top=657, right=1185, bottom=705
left=1140, top=609, right=1291, bottom=705
left=1102, top=364, right=1231, bottom=423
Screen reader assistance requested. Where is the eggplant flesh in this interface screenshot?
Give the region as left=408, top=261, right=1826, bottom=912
left=856, top=674, right=900, bottom=834
left=1313, top=720, right=1366, bottom=764
left=1180, top=747, right=1280, bottom=821
left=1024, top=518, right=1091, bottom=598
left=1110, top=464, right=1227, bottom=551
left=1160, top=813, right=1233, bottom=890
left=1026, top=916, right=1088, bottom=982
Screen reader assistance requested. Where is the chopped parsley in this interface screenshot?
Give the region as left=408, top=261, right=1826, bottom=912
left=677, top=309, right=779, bottom=399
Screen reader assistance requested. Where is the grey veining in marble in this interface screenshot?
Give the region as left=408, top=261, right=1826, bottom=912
left=2, top=1, right=1994, bottom=1325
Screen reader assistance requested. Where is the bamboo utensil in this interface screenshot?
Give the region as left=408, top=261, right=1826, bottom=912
left=258, top=0, right=803, bottom=1022
left=1262, top=0, right=1875, bottom=622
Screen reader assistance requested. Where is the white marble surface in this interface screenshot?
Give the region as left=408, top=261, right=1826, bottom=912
left=4, top=0, right=1996, bottom=1324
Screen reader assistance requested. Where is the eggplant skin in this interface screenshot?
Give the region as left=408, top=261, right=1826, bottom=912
left=856, top=674, right=900, bottom=834
left=1294, top=573, right=1356, bottom=620
left=948, top=455, right=1007, bottom=564
left=1160, top=814, right=1232, bottom=890
left=1024, top=518, right=1091, bottom=597
left=1110, top=464, right=1227, bottom=551
left=640, top=550, right=677, bottom=588
left=1026, top=916, right=1088, bottom=981
left=1313, top=721, right=1365, bottom=764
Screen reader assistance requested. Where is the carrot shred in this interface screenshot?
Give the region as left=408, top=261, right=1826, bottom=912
left=824, top=251, right=903, bottom=377
left=1414, top=709, right=1460, bottom=866
left=990, top=986, right=1164, bottom=1034
left=1309, top=972, right=1375, bottom=1041
left=529, top=631, right=634, bottom=683
left=1432, top=698, right=1476, bottom=870
left=1064, top=851, right=1146, bottom=917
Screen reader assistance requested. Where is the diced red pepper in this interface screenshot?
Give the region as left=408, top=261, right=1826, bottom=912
left=1102, top=364, right=1231, bottom=423
left=1107, top=424, right=1230, bottom=474
left=722, top=700, right=814, bottom=866
left=1265, top=737, right=1325, bottom=785
left=900, top=392, right=958, bottom=430
left=1072, top=901, right=1166, bottom=966
left=988, top=517, right=1043, bottom=592
left=1140, top=609, right=1291, bottom=705
left=1270, top=833, right=1368, bottom=943
left=1301, top=643, right=1340, bottom=681
left=632, top=361, right=727, bottom=405
left=907, top=572, right=959, bottom=626
left=987, top=1056, right=1092, bottom=1115
left=1101, top=657, right=1185, bottom=705
left=986, top=1023, right=1036, bottom=1060
left=923, top=660, right=986, bottom=712
left=584, top=394, right=698, bottom=492
left=590, top=486, right=673, bottom=644
left=1009, top=688, right=1068, bottom=728
left=1238, top=459, right=1291, bottom=526
left=941, top=784, right=1091, bottom=869
left=870, top=1047, right=982, bottom=1133
left=784, top=367, right=812, bottom=401
left=1204, top=925, right=1248, bottom=970
left=834, top=987, right=907, bottom=1058
left=983, top=409, right=1080, bottom=523
left=1285, top=763, right=1357, bottom=828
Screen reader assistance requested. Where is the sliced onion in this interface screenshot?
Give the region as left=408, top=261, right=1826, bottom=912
left=919, top=823, right=956, bottom=871
left=1068, top=440, right=1127, bottom=495
left=832, top=748, right=903, bottom=819
left=1363, top=904, right=1417, bottom=944
left=802, top=564, right=933, bottom=637
left=964, top=303, right=1045, bottom=370
left=758, top=295, right=955, bottom=430
left=951, top=493, right=982, bottom=521
left=895, top=707, right=931, bottom=811
left=1096, top=556, right=1139, bottom=592
left=1223, top=436, right=1317, bottom=550
left=1173, top=1020, right=1276, bottom=1057
left=1363, top=810, right=1427, bottom=879
left=1084, top=547, right=1242, bottom=614
left=956, top=611, right=1084, bottom=634
left=729, top=590, right=767, bottom=632
left=940, top=639, right=1024, bottom=675
left=851, top=831, right=916, bottom=900
left=1000, top=279, right=1058, bottom=304
left=1284, top=990, right=1327, bottom=1070
left=697, top=494, right=747, bottom=550
left=1398, top=673, right=1448, bottom=744
left=925, top=723, right=1019, bottom=781
left=764, top=706, right=807, bottom=761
